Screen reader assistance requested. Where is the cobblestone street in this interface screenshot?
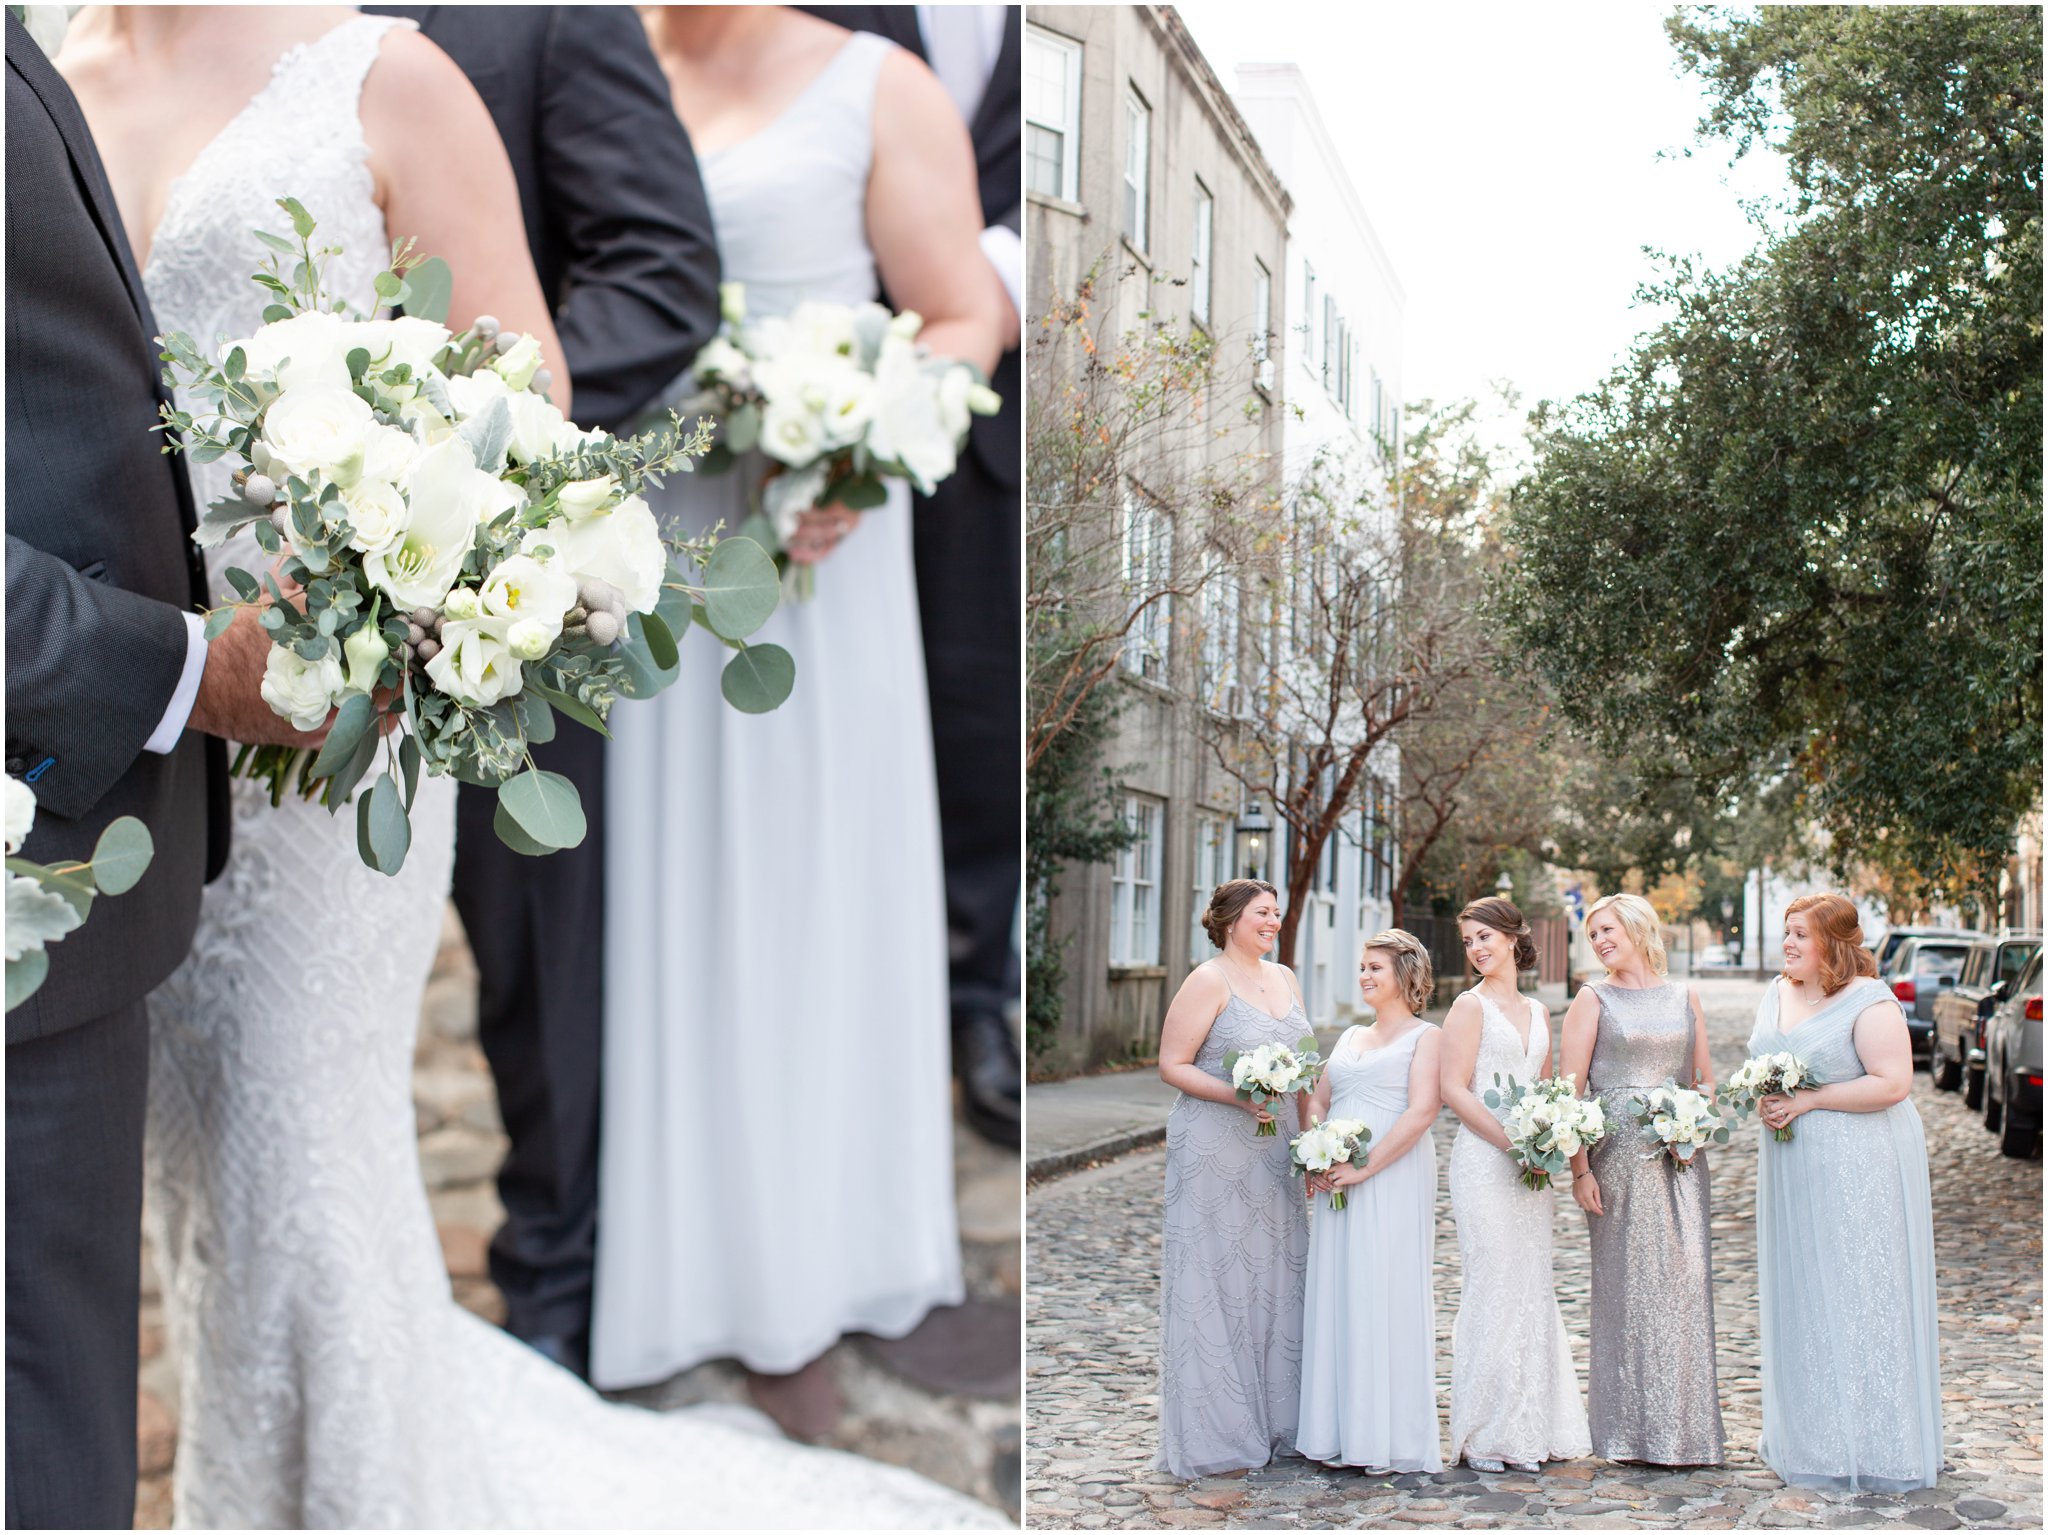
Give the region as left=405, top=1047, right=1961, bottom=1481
left=1025, top=979, right=2042, bottom=1530
left=136, top=907, right=1020, bottom=1526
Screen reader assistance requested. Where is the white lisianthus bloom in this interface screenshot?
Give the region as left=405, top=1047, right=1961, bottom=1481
left=812, top=361, right=877, bottom=452
left=399, top=394, right=458, bottom=444
left=505, top=391, right=569, bottom=467
left=426, top=619, right=524, bottom=707
left=936, top=364, right=977, bottom=442
left=865, top=335, right=957, bottom=493
left=367, top=437, right=490, bottom=609
left=342, top=624, right=389, bottom=695
left=693, top=335, right=752, bottom=389
left=234, top=310, right=354, bottom=393
left=886, top=308, right=923, bottom=340
left=260, top=645, right=345, bottom=732
left=554, top=475, right=620, bottom=521
left=524, top=492, right=665, bottom=614
left=348, top=316, right=451, bottom=380
left=786, top=300, right=859, bottom=358
left=442, top=586, right=482, bottom=621
left=262, top=386, right=377, bottom=486
left=340, top=477, right=410, bottom=557
left=757, top=389, right=830, bottom=468
left=479, top=553, right=579, bottom=640
left=4, top=775, right=36, bottom=855
left=507, top=618, right=555, bottom=661
left=6, top=871, right=82, bottom=962
left=719, top=281, right=748, bottom=325
left=492, top=333, right=545, bottom=392
left=446, top=366, right=512, bottom=420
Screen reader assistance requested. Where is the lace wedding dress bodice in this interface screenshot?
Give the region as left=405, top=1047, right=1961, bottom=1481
left=140, top=17, right=997, bottom=1528
left=1445, top=989, right=1591, bottom=1466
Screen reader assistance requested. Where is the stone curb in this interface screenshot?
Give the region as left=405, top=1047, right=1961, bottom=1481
left=1027, top=1124, right=1167, bottom=1183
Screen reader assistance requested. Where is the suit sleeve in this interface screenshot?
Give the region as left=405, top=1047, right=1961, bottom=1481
left=537, top=7, right=721, bottom=434
left=4, top=533, right=191, bottom=820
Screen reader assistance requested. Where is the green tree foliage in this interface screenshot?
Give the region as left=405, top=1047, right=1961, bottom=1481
left=1500, top=5, right=2042, bottom=895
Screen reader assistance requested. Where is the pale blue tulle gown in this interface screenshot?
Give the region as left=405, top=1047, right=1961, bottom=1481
left=1748, top=975, right=1942, bottom=1491
left=1296, top=1024, right=1443, bottom=1471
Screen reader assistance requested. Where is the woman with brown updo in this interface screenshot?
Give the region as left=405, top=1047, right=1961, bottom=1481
left=1154, top=879, right=1311, bottom=1478
left=1749, top=893, right=1940, bottom=1490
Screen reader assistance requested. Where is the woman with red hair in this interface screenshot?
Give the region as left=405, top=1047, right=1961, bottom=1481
left=1748, top=893, right=1941, bottom=1490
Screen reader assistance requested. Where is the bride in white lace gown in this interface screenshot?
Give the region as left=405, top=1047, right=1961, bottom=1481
left=1438, top=898, right=1593, bottom=1473
left=56, top=8, right=999, bottom=1527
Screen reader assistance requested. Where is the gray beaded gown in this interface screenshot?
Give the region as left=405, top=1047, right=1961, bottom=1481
left=1581, top=981, right=1725, bottom=1465
left=1750, top=976, right=1941, bottom=1491
left=1156, top=991, right=1310, bottom=1478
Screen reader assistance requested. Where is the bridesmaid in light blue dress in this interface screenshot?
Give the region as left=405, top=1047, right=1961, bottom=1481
left=1297, top=931, right=1444, bottom=1472
left=1749, top=894, right=1941, bottom=1491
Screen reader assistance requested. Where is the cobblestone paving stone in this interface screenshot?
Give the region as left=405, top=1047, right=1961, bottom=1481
left=1025, top=979, right=2041, bottom=1530
left=137, top=907, right=1020, bottom=1526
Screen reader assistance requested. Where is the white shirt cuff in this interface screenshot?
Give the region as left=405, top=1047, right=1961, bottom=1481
left=143, top=610, right=209, bottom=755
left=980, top=224, right=1022, bottom=324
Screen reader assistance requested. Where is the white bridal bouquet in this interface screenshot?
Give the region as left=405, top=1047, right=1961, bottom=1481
left=1289, top=1116, right=1373, bottom=1210
left=1482, top=1073, right=1609, bottom=1191
left=157, top=200, right=793, bottom=875
left=1720, top=1051, right=1818, bottom=1142
left=1221, top=1036, right=1326, bottom=1137
left=687, top=282, right=1000, bottom=593
left=1624, top=1080, right=1731, bottom=1167
left=4, top=775, right=154, bottom=1009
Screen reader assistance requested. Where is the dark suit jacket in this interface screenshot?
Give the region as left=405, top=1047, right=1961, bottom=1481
left=366, top=4, right=721, bottom=432
left=799, top=5, right=1020, bottom=490
left=5, top=13, right=219, bottom=1040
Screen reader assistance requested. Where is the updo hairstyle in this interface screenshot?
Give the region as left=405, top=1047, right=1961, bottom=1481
left=1784, top=892, right=1880, bottom=995
left=1584, top=892, right=1669, bottom=978
left=1202, top=878, right=1279, bottom=950
left=1362, top=929, right=1435, bottom=1014
left=1457, top=895, right=1538, bottom=972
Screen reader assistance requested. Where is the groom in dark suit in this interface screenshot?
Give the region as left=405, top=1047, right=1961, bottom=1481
left=4, top=13, right=327, bottom=1526
left=364, top=3, right=721, bottom=1380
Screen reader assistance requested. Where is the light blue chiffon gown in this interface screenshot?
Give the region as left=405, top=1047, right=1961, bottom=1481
left=1296, top=1024, right=1443, bottom=1471
left=1749, top=975, right=1942, bottom=1491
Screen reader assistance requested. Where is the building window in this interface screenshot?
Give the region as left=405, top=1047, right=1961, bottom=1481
left=1123, top=85, right=1151, bottom=254
left=1321, top=296, right=1337, bottom=390
left=1301, top=260, right=1316, bottom=371
left=1120, top=490, right=1172, bottom=681
left=1024, top=27, right=1083, bottom=200
left=1111, top=793, right=1164, bottom=966
left=1191, top=810, right=1236, bottom=962
left=1197, top=563, right=1240, bottom=713
left=1190, top=179, right=1214, bottom=328
left=1252, top=258, right=1272, bottom=375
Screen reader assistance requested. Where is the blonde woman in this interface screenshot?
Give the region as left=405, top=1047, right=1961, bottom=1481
left=1297, top=931, right=1445, bottom=1472
left=1560, top=894, right=1724, bottom=1466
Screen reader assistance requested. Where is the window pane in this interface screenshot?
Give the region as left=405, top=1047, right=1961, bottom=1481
left=1026, top=125, right=1064, bottom=198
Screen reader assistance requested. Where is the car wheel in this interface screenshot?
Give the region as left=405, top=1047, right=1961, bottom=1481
left=1997, top=1071, right=2038, bottom=1159
left=1931, top=1030, right=1961, bottom=1091
left=1965, top=1062, right=1985, bottom=1110
left=1984, top=1055, right=2005, bottom=1133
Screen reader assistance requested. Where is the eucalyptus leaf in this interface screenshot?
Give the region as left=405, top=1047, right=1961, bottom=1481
left=531, top=684, right=611, bottom=738
left=725, top=402, right=761, bottom=454
left=203, top=609, right=236, bottom=641
left=6, top=948, right=50, bottom=1012
left=399, top=733, right=421, bottom=809
left=492, top=799, right=554, bottom=857
left=835, top=475, right=887, bottom=511
left=515, top=691, right=557, bottom=746
left=639, top=609, right=679, bottom=671
left=225, top=567, right=261, bottom=602
left=88, top=818, right=154, bottom=896
left=720, top=643, right=795, bottom=714
left=311, top=693, right=376, bottom=778
left=499, top=770, right=587, bottom=851
left=699, top=537, right=780, bottom=640
left=364, top=773, right=410, bottom=875
left=278, top=196, right=316, bottom=239
left=405, top=257, right=454, bottom=325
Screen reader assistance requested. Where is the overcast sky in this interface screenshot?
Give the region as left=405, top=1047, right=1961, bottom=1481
left=1174, top=1, right=1792, bottom=452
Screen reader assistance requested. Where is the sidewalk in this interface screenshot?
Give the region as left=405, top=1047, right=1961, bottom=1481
left=1026, top=983, right=1573, bottom=1182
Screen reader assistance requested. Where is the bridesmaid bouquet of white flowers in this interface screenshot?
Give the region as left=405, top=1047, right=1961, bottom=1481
left=1483, top=1073, right=1608, bottom=1191
left=156, top=199, right=793, bottom=876
left=688, top=282, right=1000, bottom=595
left=1222, top=1036, right=1325, bottom=1136
left=1719, top=1051, right=1817, bottom=1142
left=1624, top=1080, right=1731, bottom=1166
left=4, top=775, right=154, bottom=1009
left=1289, top=1116, right=1373, bottom=1209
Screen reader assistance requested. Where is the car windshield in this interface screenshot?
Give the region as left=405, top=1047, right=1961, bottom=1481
left=1999, top=943, right=2039, bottom=985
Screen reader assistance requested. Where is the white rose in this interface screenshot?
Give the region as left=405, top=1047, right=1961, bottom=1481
left=445, top=367, right=512, bottom=420
left=425, top=619, right=523, bottom=707
left=361, top=424, right=418, bottom=486
left=4, top=775, right=36, bottom=854
left=5, top=870, right=82, bottom=962
left=262, top=386, right=377, bottom=486
left=492, top=333, right=545, bottom=392
left=527, top=493, right=665, bottom=614
left=865, top=335, right=958, bottom=493
left=479, top=553, right=578, bottom=639
left=341, top=478, right=410, bottom=557
left=757, top=391, right=830, bottom=467
left=505, top=391, right=569, bottom=467
left=348, top=316, right=450, bottom=380
left=399, top=395, right=457, bottom=444
left=260, top=644, right=345, bottom=732
left=936, top=363, right=976, bottom=441
left=554, top=475, right=620, bottom=521
left=234, top=310, right=353, bottom=393
left=366, top=437, right=493, bottom=609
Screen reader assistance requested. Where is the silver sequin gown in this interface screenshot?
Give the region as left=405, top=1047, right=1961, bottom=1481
left=1749, top=976, right=1942, bottom=1491
left=1582, top=981, right=1725, bottom=1465
left=1156, top=992, right=1310, bottom=1478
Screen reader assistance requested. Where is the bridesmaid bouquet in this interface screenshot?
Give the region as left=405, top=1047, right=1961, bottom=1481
left=1222, top=1037, right=1325, bottom=1136
left=687, top=282, right=1001, bottom=594
left=156, top=200, right=792, bottom=876
left=1483, top=1073, right=1608, bottom=1190
left=1624, top=1080, right=1731, bottom=1167
left=1289, top=1116, right=1372, bottom=1209
left=1719, top=1051, right=1817, bottom=1142
left=4, top=775, right=154, bottom=1009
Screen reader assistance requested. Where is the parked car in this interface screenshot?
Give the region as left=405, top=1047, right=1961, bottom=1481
left=1883, top=937, right=1974, bottom=1053
left=1871, top=924, right=1985, bottom=976
left=1930, top=933, right=2041, bottom=1106
left=1697, top=944, right=1734, bottom=968
left=1981, top=950, right=2043, bottom=1159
